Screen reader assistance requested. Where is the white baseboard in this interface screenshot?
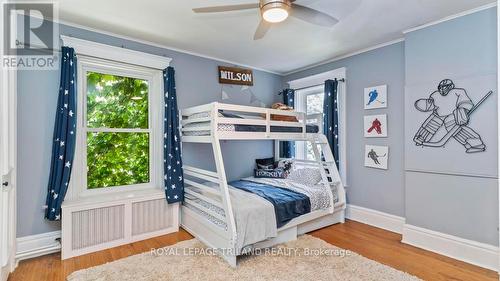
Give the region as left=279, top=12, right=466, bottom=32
left=402, top=224, right=499, bottom=272
left=16, top=231, right=61, bottom=262
left=345, top=204, right=405, bottom=234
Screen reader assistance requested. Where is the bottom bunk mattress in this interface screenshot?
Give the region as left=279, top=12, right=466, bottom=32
left=183, top=123, right=319, bottom=136
left=183, top=177, right=338, bottom=253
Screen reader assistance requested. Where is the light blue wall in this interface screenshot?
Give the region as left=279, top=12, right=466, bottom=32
left=17, top=22, right=282, bottom=237
left=404, top=8, right=498, bottom=245
left=283, top=42, right=406, bottom=217
left=17, top=8, right=498, bottom=247
left=283, top=7, right=498, bottom=247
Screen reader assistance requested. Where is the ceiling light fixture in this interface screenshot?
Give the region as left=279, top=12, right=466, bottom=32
left=261, top=0, right=290, bottom=23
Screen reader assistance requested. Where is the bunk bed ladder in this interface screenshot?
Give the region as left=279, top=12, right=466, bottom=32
left=310, top=135, right=346, bottom=214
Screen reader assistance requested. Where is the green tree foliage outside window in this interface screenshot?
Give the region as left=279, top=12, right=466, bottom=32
left=86, top=72, right=150, bottom=189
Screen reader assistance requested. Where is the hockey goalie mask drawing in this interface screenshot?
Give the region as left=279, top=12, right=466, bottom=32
left=413, top=79, right=493, bottom=153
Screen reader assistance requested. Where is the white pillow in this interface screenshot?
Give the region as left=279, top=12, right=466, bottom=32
left=287, top=168, right=323, bottom=186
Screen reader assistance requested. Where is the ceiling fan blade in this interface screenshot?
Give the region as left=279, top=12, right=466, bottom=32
left=193, top=3, right=259, bottom=13
left=290, top=4, right=339, bottom=27
left=254, top=20, right=271, bottom=40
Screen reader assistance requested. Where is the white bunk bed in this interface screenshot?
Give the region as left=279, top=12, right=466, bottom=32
left=180, top=102, right=346, bottom=267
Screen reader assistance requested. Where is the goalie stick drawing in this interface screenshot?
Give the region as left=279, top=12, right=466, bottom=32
left=413, top=79, right=493, bottom=153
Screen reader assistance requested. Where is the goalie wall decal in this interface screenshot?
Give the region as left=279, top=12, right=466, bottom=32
left=413, top=79, right=493, bottom=153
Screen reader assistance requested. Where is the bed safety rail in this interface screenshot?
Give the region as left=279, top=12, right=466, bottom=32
left=181, top=102, right=319, bottom=141
left=180, top=138, right=238, bottom=245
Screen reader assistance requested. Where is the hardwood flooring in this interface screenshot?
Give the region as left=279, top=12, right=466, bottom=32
left=8, top=220, right=498, bottom=281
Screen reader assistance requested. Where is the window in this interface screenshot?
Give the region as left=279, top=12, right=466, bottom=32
left=85, top=72, right=150, bottom=189
left=288, top=68, right=347, bottom=185
left=72, top=56, right=164, bottom=195
left=294, top=85, right=325, bottom=160
left=59, top=36, right=171, bottom=200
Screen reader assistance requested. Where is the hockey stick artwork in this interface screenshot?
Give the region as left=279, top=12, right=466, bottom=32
left=413, top=79, right=493, bottom=153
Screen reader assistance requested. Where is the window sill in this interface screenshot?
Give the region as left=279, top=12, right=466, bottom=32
left=62, top=188, right=165, bottom=209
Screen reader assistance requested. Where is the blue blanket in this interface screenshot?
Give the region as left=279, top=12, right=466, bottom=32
left=229, top=180, right=311, bottom=228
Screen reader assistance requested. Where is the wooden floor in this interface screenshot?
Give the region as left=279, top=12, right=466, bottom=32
left=8, top=220, right=498, bottom=281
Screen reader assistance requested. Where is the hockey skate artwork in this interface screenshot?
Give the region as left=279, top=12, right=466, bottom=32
left=413, top=79, right=493, bottom=153
left=365, top=145, right=388, bottom=170
left=364, top=114, right=387, bottom=137
left=364, top=85, right=387, bottom=109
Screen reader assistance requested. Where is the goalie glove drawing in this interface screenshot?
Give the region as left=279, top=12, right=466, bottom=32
left=413, top=79, right=491, bottom=153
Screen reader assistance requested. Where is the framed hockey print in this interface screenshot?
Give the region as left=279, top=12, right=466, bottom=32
left=365, top=145, right=388, bottom=170
left=364, top=85, right=387, bottom=109
left=364, top=114, right=387, bottom=138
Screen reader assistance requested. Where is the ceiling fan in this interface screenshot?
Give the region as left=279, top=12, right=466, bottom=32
left=193, top=0, right=339, bottom=40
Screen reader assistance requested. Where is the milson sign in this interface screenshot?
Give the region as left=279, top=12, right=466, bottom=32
left=218, top=66, right=254, bottom=86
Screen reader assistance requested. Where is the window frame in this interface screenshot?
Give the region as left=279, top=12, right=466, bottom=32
left=60, top=35, right=172, bottom=202
left=287, top=68, right=347, bottom=186
left=75, top=57, right=163, bottom=196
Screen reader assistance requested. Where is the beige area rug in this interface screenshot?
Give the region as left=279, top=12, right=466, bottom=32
left=67, top=235, right=421, bottom=281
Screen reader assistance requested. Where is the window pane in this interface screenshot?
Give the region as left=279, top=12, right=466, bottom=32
left=306, top=142, right=315, bottom=161
left=87, top=72, right=149, bottom=129
left=87, top=132, right=150, bottom=189
left=306, top=92, right=324, bottom=160
left=306, top=93, right=324, bottom=115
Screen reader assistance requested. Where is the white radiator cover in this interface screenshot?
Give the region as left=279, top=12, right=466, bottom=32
left=61, top=190, right=178, bottom=259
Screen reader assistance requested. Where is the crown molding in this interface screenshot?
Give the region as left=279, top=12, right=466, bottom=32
left=55, top=18, right=282, bottom=75
left=283, top=38, right=405, bottom=76
left=22, top=1, right=497, bottom=76
left=403, top=2, right=497, bottom=34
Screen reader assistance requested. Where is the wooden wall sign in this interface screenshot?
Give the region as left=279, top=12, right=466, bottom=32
left=218, top=66, right=254, bottom=86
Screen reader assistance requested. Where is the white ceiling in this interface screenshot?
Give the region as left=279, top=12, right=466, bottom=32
left=58, top=0, right=496, bottom=75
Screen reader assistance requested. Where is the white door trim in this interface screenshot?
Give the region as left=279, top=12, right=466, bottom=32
left=0, top=52, right=18, bottom=280
left=497, top=1, right=500, bottom=272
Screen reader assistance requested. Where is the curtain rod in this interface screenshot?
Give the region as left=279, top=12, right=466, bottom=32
left=291, top=78, right=345, bottom=92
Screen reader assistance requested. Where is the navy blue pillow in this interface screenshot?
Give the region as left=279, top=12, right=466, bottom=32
left=254, top=168, right=286, bottom=178
left=256, top=157, right=275, bottom=169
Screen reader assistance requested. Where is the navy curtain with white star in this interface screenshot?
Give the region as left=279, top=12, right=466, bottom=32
left=45, top=47, right=77, bottom=221
left=164, top=66, right=184, bottom=203
left=280, top=88, right=295, bottom=158
left=323, top=79, right=340, bottom=168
